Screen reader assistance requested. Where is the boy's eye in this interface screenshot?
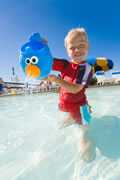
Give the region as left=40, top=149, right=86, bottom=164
left=69, top=47, right=75, bottom=50
left=79, top=44, right=86, bottom=48
left=69, top=44, right=87, bottom=51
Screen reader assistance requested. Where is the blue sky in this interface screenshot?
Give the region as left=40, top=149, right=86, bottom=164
left=0, top=0, right=120, bottom=81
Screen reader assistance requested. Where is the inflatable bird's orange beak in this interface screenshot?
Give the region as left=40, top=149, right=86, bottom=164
left=25, top=64, right=41, bottom=79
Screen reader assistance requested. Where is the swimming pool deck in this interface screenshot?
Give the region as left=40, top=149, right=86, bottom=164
left=0, top=84, right=120, bottom=97
left=0, top=87, right=59, bottom=97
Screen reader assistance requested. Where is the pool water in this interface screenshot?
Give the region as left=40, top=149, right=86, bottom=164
left=0, top=86, right=120, bottom=180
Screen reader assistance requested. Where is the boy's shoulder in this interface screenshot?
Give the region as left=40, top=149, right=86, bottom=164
left=53, top=57, right=70, bottom=71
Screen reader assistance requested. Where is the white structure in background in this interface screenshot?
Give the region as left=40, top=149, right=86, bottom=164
left=96, top=69, right=120, bottom=86
left=101, top=70, right=115, bottom=85
left=11, top=67, right=19, bottom=82
left=112, top=71, right=120, bottom=84
left=95, top=71, right=105, bottom=86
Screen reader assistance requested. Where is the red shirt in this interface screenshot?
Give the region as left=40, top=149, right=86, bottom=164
left=52, top=58, right=93, bottom=112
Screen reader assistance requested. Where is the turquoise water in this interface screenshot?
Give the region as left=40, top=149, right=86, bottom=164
left=0, top=86, right=120, bottom=180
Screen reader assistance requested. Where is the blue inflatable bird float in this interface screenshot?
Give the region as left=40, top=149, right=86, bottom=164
left=20, top=33, right=53, bottom=80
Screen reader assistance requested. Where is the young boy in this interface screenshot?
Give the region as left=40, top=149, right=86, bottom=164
left=49, top=28, right=92, bottom=126
left=48, top=28, right=95, bottom=161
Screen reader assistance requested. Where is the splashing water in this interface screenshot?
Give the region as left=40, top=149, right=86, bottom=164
left=0, top=86, right=120, bottom=180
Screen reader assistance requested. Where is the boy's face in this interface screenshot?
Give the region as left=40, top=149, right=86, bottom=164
left=66, top=35, right=88, bottom=63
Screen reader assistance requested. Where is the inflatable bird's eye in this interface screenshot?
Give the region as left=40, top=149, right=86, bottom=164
left=25, top=58, right=31, bottom=64
left=30, top=56, right=39, bottom=64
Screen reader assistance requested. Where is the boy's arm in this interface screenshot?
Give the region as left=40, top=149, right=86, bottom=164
left=60, top=63, right=93, bottom=93
left=48, top=63, right=93, bottom=94
left=57, top=77, right=84, bottom=94
left=48, top=75, right=84, bottom=94
left=51, top=58, right=82, bottom=93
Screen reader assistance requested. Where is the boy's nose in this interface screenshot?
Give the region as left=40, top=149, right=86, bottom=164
left=74, top=48, right=79, bottom=53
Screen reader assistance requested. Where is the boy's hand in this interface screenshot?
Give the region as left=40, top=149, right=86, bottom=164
left=48, top=75, right=60, bottom=83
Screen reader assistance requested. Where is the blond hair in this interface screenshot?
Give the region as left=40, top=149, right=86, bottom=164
left=64, top=27, right=88, bottom=47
